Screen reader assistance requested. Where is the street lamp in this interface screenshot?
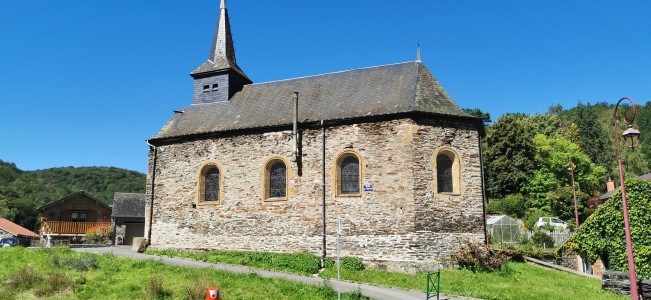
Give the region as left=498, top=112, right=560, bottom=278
left=567, top=157, right=580, bottom=229
left=613, top=96, right=641, bottom=300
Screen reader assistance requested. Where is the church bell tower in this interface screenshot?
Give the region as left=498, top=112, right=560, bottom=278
left=190, top=0, right=251, bottom=104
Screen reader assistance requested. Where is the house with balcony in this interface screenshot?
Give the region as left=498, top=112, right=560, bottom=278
left=37, top=191, right=112, bottom=244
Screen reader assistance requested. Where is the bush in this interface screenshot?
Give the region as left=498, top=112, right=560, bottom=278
left=452, top=240, right=511, bottom=272
left=531, top=231, right=555, bottom=248
left=4, top=266, right=44, bottom=291
left=34, top=271, right=75, bottom=297
left=525, top=208, right=548, bottom=230
left=487, top=194, right=527, bottom=218
left=83, top=231, right=112, bottom=244
left=341, top=257, right=365, bottom=271
left=182, top=277, right=210, bottom=300
left=51, top=254, right=98, bottom=271
left=562, top=179, right=651, bottom=279
left=147, top=276, right=171, bottom=299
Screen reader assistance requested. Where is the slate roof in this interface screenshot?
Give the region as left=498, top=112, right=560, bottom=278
left=190, top=0, right=250, bottom=81
left=112, top=193, right=146, bottom=218
left=151, top=61, right=476, bottom=142
left=599, top=173, right=651, bottom=200
left=36, top=191, right=111, bottom=211
left=0, top=218, right=39, bottom=238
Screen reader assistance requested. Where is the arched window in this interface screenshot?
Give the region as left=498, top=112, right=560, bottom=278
left=335, top=151, right=363, bottom=198
left=204, top=167, right=220, bottom=201
left=341, top=156, right=360, bottom=194
left=262, top=157, right=290, bottom=201
left=432, top=147, right=462, bottom=196
left=269, top=161, right=286, bottom=198
left=197, top=162, right=223, bottom=205
left=437, top=155, right=453, bottom=193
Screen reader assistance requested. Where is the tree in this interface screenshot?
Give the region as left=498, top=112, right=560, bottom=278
left=634, top=102, right=651, bottom=169
left=0, top=160, right=146, bottom=229
left=484, top=114, right=537, bottom=198
left=574, top=102, right=612, bottom=171
left=522, top=134, right=606, bottom=220
left=463, top=108, right=492, bottom=124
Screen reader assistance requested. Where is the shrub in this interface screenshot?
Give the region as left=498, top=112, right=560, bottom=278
left=147, top=276, right=171, bottom=299
left=525, top=208, right=548, bottom=230
left=452, top=240, right=511, bottom=272
left=182, top=277, right=210, bottom=300
left=341, top=257, right=365, bottom=271
left=83, top=231, right=112, bottom=244
left=531, top=231, right=555, bottom=248
left=562, top=179, right=651, bottom=279
left=51, top=254, right=98, bottom=271
left=273, top=252, right=322, bottom=274
left=487, top=194, right=527, bottom=218
left=4, top=266, right=44, bottom=291
left=34, top=271, right=75, bottom=297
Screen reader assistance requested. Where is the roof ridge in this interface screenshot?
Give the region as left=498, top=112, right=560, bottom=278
left=249, top=61, right=419, bottom=86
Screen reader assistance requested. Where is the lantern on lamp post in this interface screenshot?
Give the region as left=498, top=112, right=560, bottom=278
left=613, top=96, right=641, bottom=300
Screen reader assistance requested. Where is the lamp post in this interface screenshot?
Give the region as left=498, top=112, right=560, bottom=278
left=567, top=157, right=580, bottom=229
left=613, top=97, right=641, bottom=300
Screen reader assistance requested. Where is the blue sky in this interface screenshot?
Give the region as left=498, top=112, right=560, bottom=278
left=1, top=0, right=650, bottom=174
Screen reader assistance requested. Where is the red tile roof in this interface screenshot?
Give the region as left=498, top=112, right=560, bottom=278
left=0, top=218, right=39, bottom=238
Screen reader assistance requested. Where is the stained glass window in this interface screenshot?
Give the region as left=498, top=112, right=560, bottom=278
left=269, top=162, right=286, bottom=198
left=341, top=156, right=360, bottom=194
left=205, top=167, right=220, bottom=201
left=437, top=155, right=453, bottom=193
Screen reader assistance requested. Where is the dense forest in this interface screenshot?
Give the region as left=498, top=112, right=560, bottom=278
left=478, top=101, right=651, bottom=229
left=0, top=161, right=145, bottom=230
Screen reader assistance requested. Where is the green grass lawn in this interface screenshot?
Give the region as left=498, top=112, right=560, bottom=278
left=148, top=249, right=626, bottom=300
left=0, top=247, right=367, bottom=299
left=319, top=262, right=626, bottom=300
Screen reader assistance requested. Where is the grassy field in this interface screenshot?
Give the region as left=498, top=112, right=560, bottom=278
left=319, top=262, right=625, bottom=300
left=0, top=247, right=367, bottom=299
left=147, top=249, right=626, bottom=300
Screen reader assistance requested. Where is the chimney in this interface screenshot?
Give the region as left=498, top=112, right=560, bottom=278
left=606, top=177, right=615, bottom=191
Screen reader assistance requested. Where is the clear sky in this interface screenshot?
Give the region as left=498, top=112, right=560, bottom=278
left=1, top=0, right=650, bottom=174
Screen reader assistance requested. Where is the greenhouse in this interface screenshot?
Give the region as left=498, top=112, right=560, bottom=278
left=487, top=215, right=521, bottom=245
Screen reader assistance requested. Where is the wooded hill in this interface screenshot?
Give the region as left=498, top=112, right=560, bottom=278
left=0, top=160, right=145, bottom=229
left=481, top=100, right=651, bottom=229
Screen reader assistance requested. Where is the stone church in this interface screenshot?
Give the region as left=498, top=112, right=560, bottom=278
left=145, top=0, right=486, bottom=272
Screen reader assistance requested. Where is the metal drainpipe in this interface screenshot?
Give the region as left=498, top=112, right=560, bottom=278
left=478, top=125, right=489, bottom=247
left=146, top=141, right=158, bottom=246
left=292, top=92, right=299, bottom=162
left=321, top=120, right=327, bottom=267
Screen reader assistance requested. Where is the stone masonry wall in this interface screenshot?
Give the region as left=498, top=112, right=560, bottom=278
left=146, top=117, right=483, bottom=272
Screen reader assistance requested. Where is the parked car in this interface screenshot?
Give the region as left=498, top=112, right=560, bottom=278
left=0, top=237, right=18, bottom=247
left=535, top=217, right=568, bottom=231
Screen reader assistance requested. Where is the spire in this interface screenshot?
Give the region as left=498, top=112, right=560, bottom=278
left=209, top=0, right=236, bottom=65
left=191, top=0, right=249, bottom=80
left=416, top=44, right=421, bottom=62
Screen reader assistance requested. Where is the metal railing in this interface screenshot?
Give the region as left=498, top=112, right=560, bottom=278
left=426, top=270, right=440, bottom=300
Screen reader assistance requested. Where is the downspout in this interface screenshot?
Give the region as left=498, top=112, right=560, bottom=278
left=478, top=124, right=489, bottom=247
left=321, top=120, right=327, bottom=267
left=146, top=140, right=158, bottom=246
left=292, top=92, right=299, bottom=162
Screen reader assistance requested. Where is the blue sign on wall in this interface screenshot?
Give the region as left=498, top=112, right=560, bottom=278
left=363, top=184, right=373, bottom=191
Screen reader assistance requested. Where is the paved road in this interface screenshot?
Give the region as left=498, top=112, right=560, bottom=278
left=73, top=246, right=474, bottom=300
